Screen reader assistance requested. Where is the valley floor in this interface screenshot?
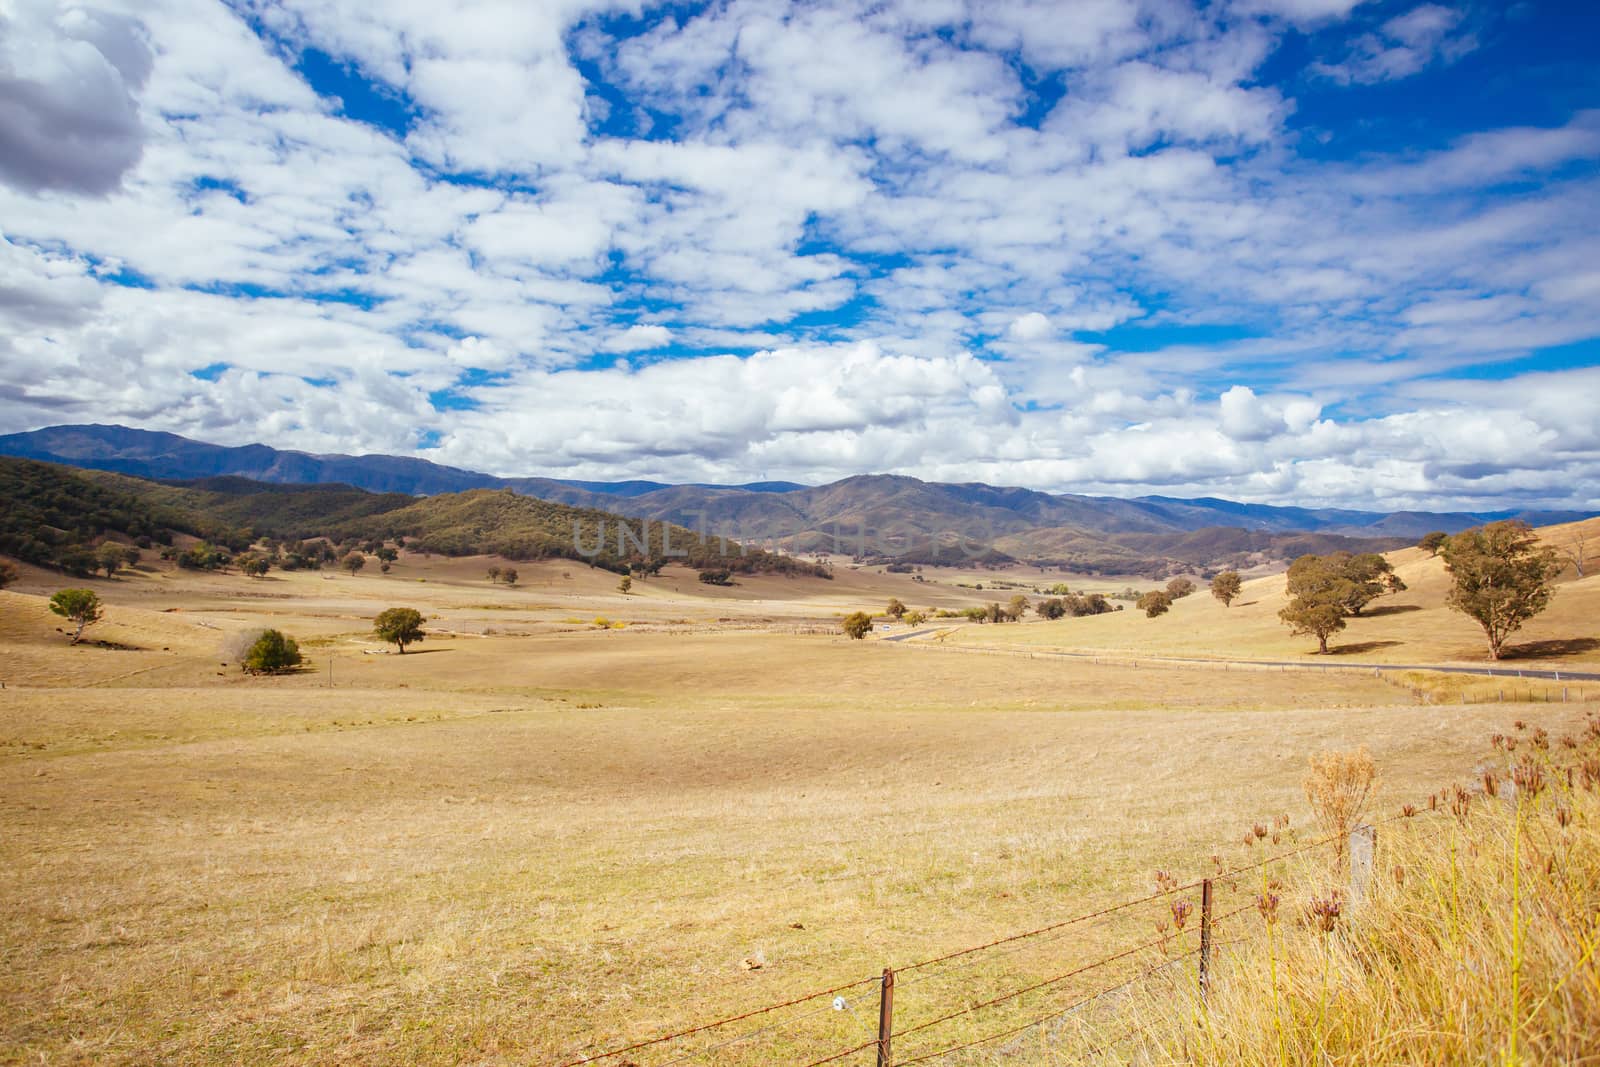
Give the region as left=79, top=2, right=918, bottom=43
left=1, top=542, right=1595, bottom=1063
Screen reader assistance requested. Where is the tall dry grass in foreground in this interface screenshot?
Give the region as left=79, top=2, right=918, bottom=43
left=1073, top=714, right=1600, bottom=1066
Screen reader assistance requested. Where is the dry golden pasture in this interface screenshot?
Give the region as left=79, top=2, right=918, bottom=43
left=1, top=546, right=1594, bottom=1064
left=955, top=517, right=1600, bottom=671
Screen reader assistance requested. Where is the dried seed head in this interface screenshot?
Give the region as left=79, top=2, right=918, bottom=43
left=1308, top=892, right=1343, bottom=934
left=1556, top=806, right=1573, bottom=829
left=1482, top=770, right=1500, bottom=798
left=1512, top=758, right=1546, bottom=800
left=1256, top=891, right=1281, bottom=926
left=1401, top=803, right=1417, bottom=818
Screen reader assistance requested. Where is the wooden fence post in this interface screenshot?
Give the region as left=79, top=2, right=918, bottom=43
left=1349, top=824, right=1376, bottom=905
left=876, top=967, right=894, bottom=1067
left=1198, top=878, right=1214, bottom=1003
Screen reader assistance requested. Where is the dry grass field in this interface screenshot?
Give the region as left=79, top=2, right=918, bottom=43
left=2, top=529, right=1597, bottom=1064
left=951, top=517, right=1600, bottom=672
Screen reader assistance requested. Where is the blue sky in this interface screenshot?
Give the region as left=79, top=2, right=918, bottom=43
left=0, top=0, right=1597, bottom=509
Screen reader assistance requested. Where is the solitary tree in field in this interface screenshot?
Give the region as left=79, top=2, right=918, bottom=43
left=1137, top=590, right=1172, bottom=618
left=904, top=610, right=926, bottom=626
left=97, top=542, right=128, bottom=577
left=1210, top=570, right=1242, bottom=607
left=1165, top=577, right=1195, bottom=599
left=842, top=611, right=874, bottom=639
left=1418, top=531, right=1448, bottom=557
left=1558, top=530, right=1589, bottom=578
left=886, top=597, right=907, bottom=619
left=486, top=566, right=502, bottom=584
left=49, top=588, right=103, bottom=644
left=1005, top=594, right=1030, bottom=621
left=502, top=568, right=519, bottom=586
left=1278, top=554, right=1354, bottom=654
left=1440, top=521, right=1563, bottom=661
left=241, top=555, right=271, bottom=578
left=618, top=575, right=632, bottom=594
left=342, top=552, right=366, bottom=576
left=244, top=629, right=302, bottom=674
left=373, top=607, right=426, bottom=653
left=0, top=560, right=17, bottom=590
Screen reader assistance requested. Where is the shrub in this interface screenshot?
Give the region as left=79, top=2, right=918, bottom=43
left=842, top=611, right=873, bottom=639
left=698, top=569, right=733, bottom=586
left=243, top=629, right=302, bottom=674
left=1137, top=590, right=1172, bottom=618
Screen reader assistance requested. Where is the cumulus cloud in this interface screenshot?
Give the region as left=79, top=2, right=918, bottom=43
left=609, top=324, right=672, bottom=352
left=0, top=1, right=152, bottom=194
left=0, top=0, right=1594, bottom=511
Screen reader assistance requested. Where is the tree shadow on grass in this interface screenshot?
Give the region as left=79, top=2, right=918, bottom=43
left=1357, top=604, right=1423, bottom=618
left=1328, top=640, right=1404, bottom=655
left=1499, top=637, right=1600, bottom=661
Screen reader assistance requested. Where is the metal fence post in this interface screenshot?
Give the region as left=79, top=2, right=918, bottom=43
left=876, top=967, right=894, bottom=1067
left=1198, top=878, right=1214, bottom=1003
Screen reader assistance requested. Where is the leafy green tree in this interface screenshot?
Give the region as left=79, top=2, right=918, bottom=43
left=486, top=566, right=501, bottom=584
left=1210, top=570, right=1243, bottom=607
left=244, top=629, right=302, bottom=674
left=122, top=545, right=142, bottom=568
left=842, top=611, right=874, bottom=639
left=1165, top=577, right=1196, bottom=599
left=1137, top=590, right=1172, bottom=618
left=376, top=546, right=399, bottom=563
left=49, top=588, right=103, bottom=644
left=698, top=569, right=733, bottom=586
left=1044, top=582, right=1071, bottom=596
left=342, top=552, right=366, bottom=576
left=97, top=542, right=129, bottom=577
left=1005, top=594, right=1030, bottom=621
left=240, top=555, right=271, bottom=578
left=886, top=597, right=907, bottom=618
left=1338, top=552, right=1406, bottom=616
left=1278, top=554, right=1354, bottom=654
left=0, top=560, right=18, bottom=590
left=618, top=575, right=632, bottom=594
left=373, top=607, right=425, bottom=653
left=1418, top=531, right=1448, bottom=557
left=903, top=610, right=926, bottom=626
left=1440, top=521, right=1563, bottom=660
left=502, top=567, right=519, bottom=586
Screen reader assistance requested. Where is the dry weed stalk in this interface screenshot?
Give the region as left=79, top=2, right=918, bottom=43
left=1304, top=746, right=1378, bottom=861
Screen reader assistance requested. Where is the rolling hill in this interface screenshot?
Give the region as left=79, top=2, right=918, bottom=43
left=3, top=424, right=1592, bottom=576
left=0, top=457, right=825, bottom=579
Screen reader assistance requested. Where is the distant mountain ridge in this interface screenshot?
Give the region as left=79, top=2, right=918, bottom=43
left=2, top=424, right=1591, bottom=574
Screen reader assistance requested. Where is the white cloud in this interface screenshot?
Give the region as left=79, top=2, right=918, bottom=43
left=1006, top=312, right=1053, bottom=342
left=1311, top=3, right=1478, bottom=85
left=0, top=0, right=1594, bottom=511
left=609, top=324, right=672, bottom=352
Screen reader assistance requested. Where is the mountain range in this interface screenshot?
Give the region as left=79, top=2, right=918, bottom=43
left=3, top=423, right=1591, bottom=577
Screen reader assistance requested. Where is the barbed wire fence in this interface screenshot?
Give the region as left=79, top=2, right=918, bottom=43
left=549, top=797, right=1448, bottom=1067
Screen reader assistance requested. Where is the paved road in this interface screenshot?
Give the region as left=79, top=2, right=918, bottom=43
left=880, top=628, right=1600, bottom=682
